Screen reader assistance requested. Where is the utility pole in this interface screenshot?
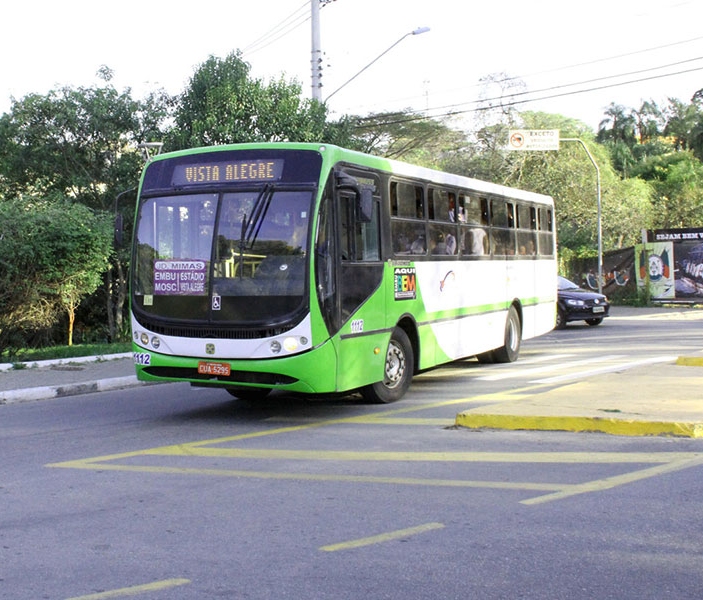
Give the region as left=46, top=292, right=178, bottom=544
left=561, top=138, right=603, bottom=294
left=310, top=0, right=323, bottom=101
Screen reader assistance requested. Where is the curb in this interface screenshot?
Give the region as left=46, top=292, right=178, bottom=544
left=676, top=356, right=703, bottom=367
left=0, top=375, right=141, bottom=405
left=454, top=413, right=703, bottom=438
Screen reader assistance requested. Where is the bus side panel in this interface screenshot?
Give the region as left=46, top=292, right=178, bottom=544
left=523, top=259, right=558, bottom=339
left=506, top=258, right=557, bottom=340
left=335, top=330, right=390, bottom=392
left=414, top=261, right=509, bottom=363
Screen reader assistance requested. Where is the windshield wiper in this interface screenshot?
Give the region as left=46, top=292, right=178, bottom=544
left=237, top=184, right=273, bottom=278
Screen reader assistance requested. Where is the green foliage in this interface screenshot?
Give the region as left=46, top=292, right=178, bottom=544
left=0, top=198, right=113, bottom=352
left=0, top=79, right=169, bottom=346
left=633, top=149, right=703, bottom=228
left=0, top=85, right=153, bottom=210
left=166, top=52, right=329, bottom=150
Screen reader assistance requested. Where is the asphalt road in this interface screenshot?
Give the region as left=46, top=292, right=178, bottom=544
left=1, top=309, right=702, bottom=599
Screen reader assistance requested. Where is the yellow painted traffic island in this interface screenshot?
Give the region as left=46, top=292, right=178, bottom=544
left=455, top=366, right=703, bottom=438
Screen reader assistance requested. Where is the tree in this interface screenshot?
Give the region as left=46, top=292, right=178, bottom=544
left=632, top=100, right=664, bottom=144
left=0, top=198, right=113, bottom=353
left=663, top=97, right=701, bottom=152
left=597, top=103, right=636, bottom=146
left=349, top=110, right=465, bottom=164
left=0, top=78, right=169, bottom=343
left=166, top=52, right=328, bottom=150
left=650, top=152, right=703, bottom=228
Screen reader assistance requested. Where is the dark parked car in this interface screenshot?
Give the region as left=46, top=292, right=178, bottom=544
left=556, top=275, right=610, bottom=329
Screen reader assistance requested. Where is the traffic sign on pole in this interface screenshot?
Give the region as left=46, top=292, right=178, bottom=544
left=507, top=129, right=560, bottom=151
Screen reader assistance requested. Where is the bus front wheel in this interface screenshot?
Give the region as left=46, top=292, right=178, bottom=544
left=362, top=327, right=414, bottom=404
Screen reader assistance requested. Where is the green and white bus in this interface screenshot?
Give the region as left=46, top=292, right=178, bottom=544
left=131, top=143, right=556, bottom=403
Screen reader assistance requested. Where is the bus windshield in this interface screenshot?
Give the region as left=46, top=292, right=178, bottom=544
left=133, top=187, right=312, bottom=324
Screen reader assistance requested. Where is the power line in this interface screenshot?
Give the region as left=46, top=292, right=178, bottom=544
left=341, top=36, right=703, bottom=119
left=352, top=64, right=703, bottom=130
left=241, top=0, right=337, bottom=58
left=241, top=2, right=310, bottom=56
left=421, top=56, right=703, bottom=118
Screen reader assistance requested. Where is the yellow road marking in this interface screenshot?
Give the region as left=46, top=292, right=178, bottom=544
left=320, top=523, right=445, bottom=552
left=49, top=461, right=567, bottom=492
left=66, top=578, right=190, bottom=600
left=143, top=447, right=699, bottom=464
left=522, top=454, right=703, bottom=505
left=45, top=383, right=703, bottom=505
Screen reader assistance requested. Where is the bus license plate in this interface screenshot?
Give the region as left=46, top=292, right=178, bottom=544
left=592, top=306, right=605, bottom=313
left=198, top=361, right=231, bottom=376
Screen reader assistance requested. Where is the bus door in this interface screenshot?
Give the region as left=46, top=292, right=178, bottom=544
left=315, top=170, right=384, bottom=390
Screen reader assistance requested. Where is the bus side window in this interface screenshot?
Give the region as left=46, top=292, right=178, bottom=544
left=516, top=204, right=537, bottom=256
left=537, top=207, right=555, bottom=256
left=392, top=181, right=423, bottom=219
left=463, top=194, right=489, bottom=226
left=392, top=220, right=426, bottom=255
left=490, top=199, right=517, bottom=256
left=429, top=188, right=459, bottom=223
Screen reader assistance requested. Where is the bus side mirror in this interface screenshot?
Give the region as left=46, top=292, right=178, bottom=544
left=357, top=187, right=373, bottom=223
left=114, top=213, right=124, bottom=247
left=335, top=170, right=373, bottom=223
left=114, top=187, right=136, bottom=248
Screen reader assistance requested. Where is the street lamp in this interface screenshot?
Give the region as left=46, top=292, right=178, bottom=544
left=324, top=26, right=430, bottom=103
left=561, top=138, right=603, bottom=294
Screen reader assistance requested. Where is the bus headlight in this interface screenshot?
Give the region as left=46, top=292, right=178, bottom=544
left=270, top=340, right=282, bottom=354
left=136, top=331, right=161, bottom=350
left=283, top=337, right=298, bottom=352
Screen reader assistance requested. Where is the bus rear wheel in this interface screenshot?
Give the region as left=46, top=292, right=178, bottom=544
left=492, top=305, right=521, bottom=363
left=362, top=327, right=414, bottom=404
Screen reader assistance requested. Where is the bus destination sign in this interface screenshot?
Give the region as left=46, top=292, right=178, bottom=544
left=172, top=159, right=284, bottom=186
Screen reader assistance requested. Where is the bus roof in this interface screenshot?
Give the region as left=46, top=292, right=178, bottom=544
left=148, top=142, right=553, bottom=206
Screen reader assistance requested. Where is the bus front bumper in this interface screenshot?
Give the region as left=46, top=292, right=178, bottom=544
left=132, top=340, right=338, bottom=395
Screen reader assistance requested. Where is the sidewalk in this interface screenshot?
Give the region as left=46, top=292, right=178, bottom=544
left=0, top=353, right=139, bottom=404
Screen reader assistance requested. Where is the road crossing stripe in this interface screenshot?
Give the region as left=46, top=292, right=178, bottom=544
left=531, top=355, right=678, bottom=384
left=478, top=355, right=624, bottom=381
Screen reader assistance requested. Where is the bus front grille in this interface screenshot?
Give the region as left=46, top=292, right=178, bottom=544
left=137, top=318, right=296, bottom=340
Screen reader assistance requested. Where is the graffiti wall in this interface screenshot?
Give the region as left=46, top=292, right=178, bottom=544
left=568, top=247, right=636, bottom=295
left=639, top=228, right=703, bottom=301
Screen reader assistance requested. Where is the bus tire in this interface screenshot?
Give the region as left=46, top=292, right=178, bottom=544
left=492, top=305, right=521, bottom=363
left=362, top=327, right=414, bottom=404
left=476, top=351, right=496, bottom=364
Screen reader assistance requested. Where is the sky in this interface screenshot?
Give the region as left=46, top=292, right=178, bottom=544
left=1, top=0, right=702, bottom=132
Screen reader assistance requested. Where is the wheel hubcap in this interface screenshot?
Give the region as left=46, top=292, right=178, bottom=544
left=384, top=341, right=405, bottom=388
